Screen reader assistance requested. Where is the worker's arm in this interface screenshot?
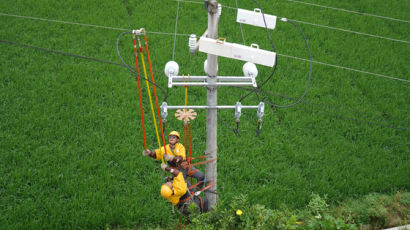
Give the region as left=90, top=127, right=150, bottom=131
left=142, top=149, right=161, bottom=160
left=161, top=164, right=180, bottom=176
left=164, top=154, right=183, bottom=164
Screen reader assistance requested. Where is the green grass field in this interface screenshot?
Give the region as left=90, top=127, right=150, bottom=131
left=0, top=0, right=409, bottom=229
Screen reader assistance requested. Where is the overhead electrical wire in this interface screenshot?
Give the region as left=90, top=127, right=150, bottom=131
left=172, top=0, right=181, bottom=60
left=1, top=11, right=406, bottom=82
left=238, top=0, right=278, bottom=103
left=1, top=39, right=407, bottom=132
left=235, top=0, right=246, bottom=45
left=168, top=1, right=409, bottom=44
left=0, top=12, right=190, bottom=36
left=229, top=86, right=410, bottom=132
left=276, top=53, right=410, bottom=83
left=288, top=18, right=410, bottom=44
left=286, top=0, right=410, bottom=24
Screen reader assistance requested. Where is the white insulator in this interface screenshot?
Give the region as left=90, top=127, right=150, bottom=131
left=189, top=34, right=197, bottom=53
left=218, top=4, right=222, bottom=18
left=203, top=60, right=218, bottom=75
left=164, top=61, right=179, bottom=77
left=243, top=62, right=258, bottom=78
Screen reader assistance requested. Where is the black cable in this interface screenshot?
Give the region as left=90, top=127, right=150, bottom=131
left=0, top=39, right=126, bottom=68
left=240, top=0, right=313, bottom=109
left=217, top=112, right=239, bottom=136
left=268, top=18, right=312, bottom=108
left=238, top=0, right=277, bottom=102
left=0, top=37, right=169, bottom=102
left=116, top=31, right=168, bottom=101
left=266, top=99, right=410, bottom=131
left=228, top=85, right=410, bottom=131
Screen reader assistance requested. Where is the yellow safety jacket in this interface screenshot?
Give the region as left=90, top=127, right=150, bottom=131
left=155, top=143, right=186, bottom=161
left=166, top=172, right=187, bottom=205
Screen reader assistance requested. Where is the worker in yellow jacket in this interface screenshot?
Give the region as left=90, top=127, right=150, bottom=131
left=160, top=164, right=208, bottom=216
left=143, top=131, right=205, bottom=188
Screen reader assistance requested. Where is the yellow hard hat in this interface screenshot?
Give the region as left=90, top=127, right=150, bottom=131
left=168, top=131, right=180, bottom=139
left=161, top=184, right=173, bottom=198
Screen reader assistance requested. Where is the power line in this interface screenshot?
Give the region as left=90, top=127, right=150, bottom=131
left=0, top=38, right=169, bottom=99
left=277, top=53, right=409, bottom=83
left=286, top=0, right=410, bottom=24
left=0, top=39, right=126, bottom=67
left=1, top=11, right=407, bottom=83
left=226, top=86, right=410, bottom=132
left=2, top=38, right=408, bottom=132
left=170, top=1, right=410, bottom=44
left=258, top=89, right=410, bottom=128
left=0, top=12, right=190, bottom=36
left=172, top=0, right=181, bottom=60
left=235, top=0, right=246, bottom=45
left=288, top=18, right=410, bottom=44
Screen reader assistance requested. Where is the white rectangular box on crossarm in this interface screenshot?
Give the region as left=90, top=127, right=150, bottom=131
left=236, top=8, right=277, bottom=30
left=198, top=37, right=276, bottom=67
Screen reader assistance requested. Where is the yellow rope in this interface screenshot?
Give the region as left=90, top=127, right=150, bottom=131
left=185, top=86, right=188, bottom=109
left=138, top=39, right=164, bottom=164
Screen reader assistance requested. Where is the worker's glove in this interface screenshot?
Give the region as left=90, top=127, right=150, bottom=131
left=142, top=149, right=151, bottom=156
left=163, top=154, right=175, bottom=162
left=180, top=161, right=188, bottom=169
left=161, top=163, right=168, bottom=172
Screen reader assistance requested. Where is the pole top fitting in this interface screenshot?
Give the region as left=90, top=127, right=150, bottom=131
left=132, top=28, right=146, bottom=36
left=205, top=0, right=219, bottom=14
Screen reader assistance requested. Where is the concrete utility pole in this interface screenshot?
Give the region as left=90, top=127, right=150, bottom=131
left=205, top=0, right=218, bottom=208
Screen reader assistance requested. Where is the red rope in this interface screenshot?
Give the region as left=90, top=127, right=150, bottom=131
left=183, top=124, right=187, bottom=154
left=188, top=124, right=192, bottom=160
left=143, top=35, right=167, bottom=155
left=132, top=35, right=147, bottom=150
left=188, top=124, right=192, bottom=184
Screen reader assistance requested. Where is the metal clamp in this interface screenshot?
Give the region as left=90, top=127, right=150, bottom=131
left=132, top=28, right=145, bottom=36
left=256, top=102, right=264, bottom=137
left=257, top=102, right=265, bottom=121
left=161, top=102, right=168, bottom=123
left=234, top=102, right=242, bottom=122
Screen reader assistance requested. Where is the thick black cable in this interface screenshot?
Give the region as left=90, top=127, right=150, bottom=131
left=238, top=0, right=277, bottom=102
left=1, top=36, right=169, bottom=101
left=228, top=85, right=409, bottom=131
left=217, top=112, right=239, bottom=136
left=264, top=99, right=410, bottom=131
left=0, top=39, right=126, bottom=68
left=116, top=31, right=168, bottom=101
left=268, top=18, right=312, bottom=108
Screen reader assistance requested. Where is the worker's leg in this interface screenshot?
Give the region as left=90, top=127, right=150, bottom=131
left=188, top=166, right=205, bottom=188
left=192, top=195, right=209, bottom=213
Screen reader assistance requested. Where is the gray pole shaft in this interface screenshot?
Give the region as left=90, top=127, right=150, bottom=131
left=206, top=0, right=218, bottom=208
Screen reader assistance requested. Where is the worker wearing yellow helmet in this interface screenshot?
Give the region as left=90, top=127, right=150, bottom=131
left=143, top=131, right=205, bottom=188
left=160, top=163, right=209, bottom=216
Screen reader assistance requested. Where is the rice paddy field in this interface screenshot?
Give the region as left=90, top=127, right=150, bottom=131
left=0, top=0, right=409, bottom=229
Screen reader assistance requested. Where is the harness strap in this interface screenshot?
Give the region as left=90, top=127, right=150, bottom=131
left=179, top=181, right=217, bottom=204
left=186, top=155, right=206, bottom=161
left=190, top=158, right=217, bottom=167
left=187, top=169, right=199, bottom=176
